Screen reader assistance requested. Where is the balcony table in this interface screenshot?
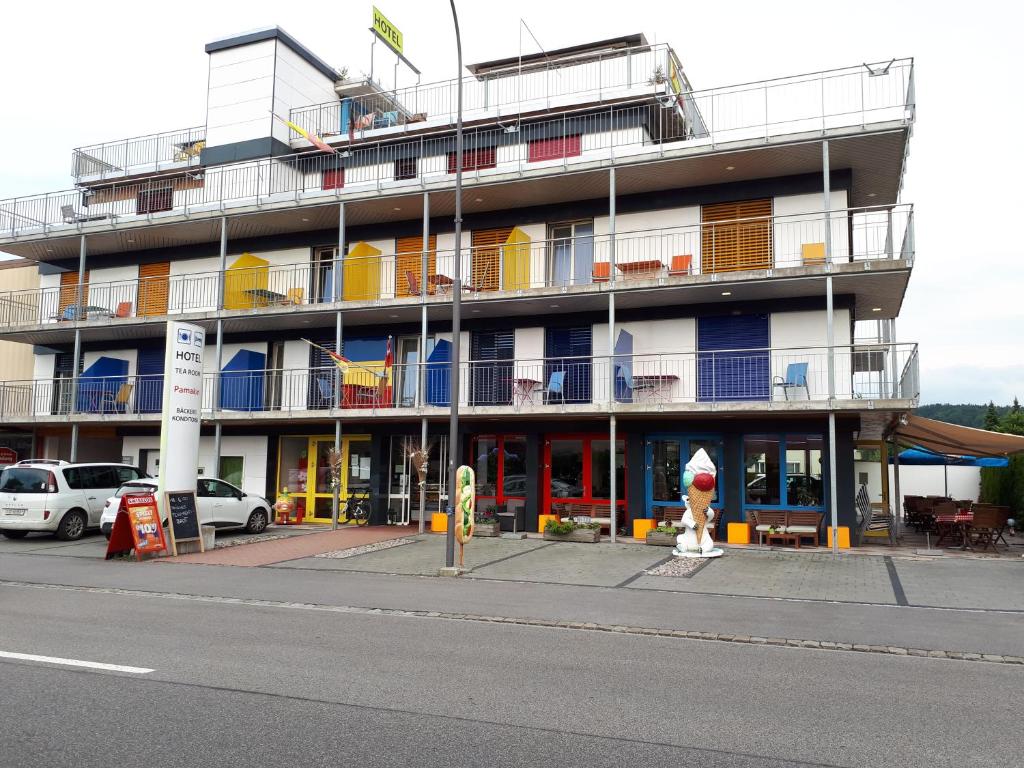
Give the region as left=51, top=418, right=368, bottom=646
left=616, top=260, right=664, bottom=280
left=428, top=274, right=454, bottom=295
left=243, top=288, right=287, bottom=307
left=509, top=377, right=541, bottom=408
left=629, top=374, right=679, bottom=402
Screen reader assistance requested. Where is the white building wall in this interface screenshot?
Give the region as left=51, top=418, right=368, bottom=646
left=206, top=40, right=276, bottom=149
left=271, top=43, right=337, bottom=146
left=770, top=309, right=852, bottom=399
left=120, top=435, right=269, bottom=497
left=772, top=191, right=849, bottom=267
left=887, top=465, right=981, bottom=513
left=514, top=327, right=544, bottom=382
left=282, top=340, right=313, bottom=410
left=594, top=318, right=696, bottom=402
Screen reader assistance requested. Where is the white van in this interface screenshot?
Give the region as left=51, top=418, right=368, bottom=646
left=0, top=461, right=146, bottom=541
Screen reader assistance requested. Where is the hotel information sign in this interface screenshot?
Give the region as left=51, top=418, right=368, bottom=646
left=372, top=6, right=403, bottom=56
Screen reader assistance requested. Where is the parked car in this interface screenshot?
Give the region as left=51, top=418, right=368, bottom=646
left=0, top=461, right=146, bottom=540
left=99, top=477, right=272, bottom=539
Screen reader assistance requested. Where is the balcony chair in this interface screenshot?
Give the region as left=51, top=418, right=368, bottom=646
left=668, top=255, right=693, bottom=276
left=592, top=262, right=611, bottom=283
left=545, top=370, right=566, bottom=405
left=113, top=301, right=133, bottom=318
left=802, top=243, right=826, bottom=265
left=315, top=376, right=336, bottom=408
left=405, top=270, right=421, bottom=296
left=285, top=288, right=304, bottom=305
left=356, top=374, right=390, bottom=409
left=100, top=383, right=133, bottom=414
left=61, top=205, right=115, bottom=224
left=773, top=362, right=809, bottom=400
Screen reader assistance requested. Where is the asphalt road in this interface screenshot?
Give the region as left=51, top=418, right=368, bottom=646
left=1, top=577, right=1020, bottom=768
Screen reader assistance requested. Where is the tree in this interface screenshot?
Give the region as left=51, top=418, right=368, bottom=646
left=1013, top=397, right=1022, bottom=415
left=984, top=401, right=1000, bottom=431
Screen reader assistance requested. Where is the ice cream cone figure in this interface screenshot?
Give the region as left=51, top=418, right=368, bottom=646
left=673, top=448, right=724, bottom=559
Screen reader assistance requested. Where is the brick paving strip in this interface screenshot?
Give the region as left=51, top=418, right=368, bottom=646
left=2, top=579, right=1020, bottom=667
left=168, top=526, right=413, bottom=567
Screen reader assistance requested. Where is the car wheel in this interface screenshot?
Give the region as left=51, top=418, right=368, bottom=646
left=245, top=508, right=269, bottom=534
left=56, top=509, right=87, bottom=541
left=1, top=530, right=28, bottom=539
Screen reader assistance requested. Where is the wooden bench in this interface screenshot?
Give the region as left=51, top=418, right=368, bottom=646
left=552, top=502, right=619, bottom=531
left=651, top=505, right=720, bottom=541
left=749, top=510, right=824, bottom=548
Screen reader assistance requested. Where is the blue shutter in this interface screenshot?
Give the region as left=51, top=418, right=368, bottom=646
left=471, top=330, right=513, bottom=405
left=136, top=346, right=165, bottom=413
left=545, top=326, right=592, bottom=403
left=426, top=340, right=452, bottom=406
left=220, top=350, right=266, bottom=412
left=697, top=315, right=770, bottom=401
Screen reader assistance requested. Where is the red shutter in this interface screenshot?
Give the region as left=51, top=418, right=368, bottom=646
left=528, top=135, right=581, bottom=163
left=447, top=146, right=496, bottom=174
left=322, top=168, right=345, bottom=190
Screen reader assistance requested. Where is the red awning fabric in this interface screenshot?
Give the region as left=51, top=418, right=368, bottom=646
left=895, top=415, right=1024, bottom=458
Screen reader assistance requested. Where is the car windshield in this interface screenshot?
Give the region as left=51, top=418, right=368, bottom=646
left=0, top=468, right=51, bottom=493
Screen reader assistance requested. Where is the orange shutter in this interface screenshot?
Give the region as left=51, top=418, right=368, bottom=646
left=137, top=262, right=170, bottom=316
left=395, top=235, right=437, bottom=297
left=470, top=228, right=513, bottom=291
left=59, top=271, right=89, bottom=313
left=701, top=199, right=772, bottom=273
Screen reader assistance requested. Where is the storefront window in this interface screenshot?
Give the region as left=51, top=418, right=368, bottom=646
left=785, top=434, right=823, bottom=507
left=346, top=439, right=372, bottom=495
left=549, top=439, right=585, bottom=499
left=502, top=438, right=527, bottom=498
left=651, top=440, right=681, bottom=502
left=278, top=437, right=309, bottom=493
left=591, top=439, right=625, bottom=501
left=474, top=437, right=498, bottom=497
left=744, top=435, right=781, bottom=506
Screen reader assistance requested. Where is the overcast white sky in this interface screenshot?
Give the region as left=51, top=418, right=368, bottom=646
left=1, top=0, right=1020, bottom=405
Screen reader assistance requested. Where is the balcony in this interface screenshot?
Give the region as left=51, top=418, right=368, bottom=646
left=0, top=59, right=913, bottom=244
left=0, top=206, right=914, bottom=336
left=0, top=343, right=919, bottom=426
left=288, top=44, right=697, bottom=143
left=71, top=126, right=206, bottom=184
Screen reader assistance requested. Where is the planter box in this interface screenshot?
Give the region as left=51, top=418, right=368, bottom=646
left=645, top=530, right=680, bottom=547
left=543, top=527, right=601, bottom=543
left=474, top=522, right=501, bottom=537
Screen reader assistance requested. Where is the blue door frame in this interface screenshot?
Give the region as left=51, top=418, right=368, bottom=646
left=740, top=433, right=827, bottom=520
left=643, top=434, right=724, bottom=519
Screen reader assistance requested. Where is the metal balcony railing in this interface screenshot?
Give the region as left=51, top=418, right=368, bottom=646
left=0, top=206, right=914, bottom=330
left=289, top=43, right=687, bottom=140
left=0, top=59, right=913, bottom=239
left=71, top=126, right=206, bottom=182
left=0, top=343, right=919, bottom=422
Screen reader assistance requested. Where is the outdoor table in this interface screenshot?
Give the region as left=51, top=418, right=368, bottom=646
left=509, top=377, right=540, bottom=407
left=934, top=511, right=974, bottom=551
left=630, top=374, right=679, bottom=402
left=244, top=288, right=287, bottom=306
left=616, top=260, right=664, bottom=279
left=428, top=275, right=454, bottom=295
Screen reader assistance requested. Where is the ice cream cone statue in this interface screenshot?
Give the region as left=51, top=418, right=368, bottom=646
left=673, top=448, right=724, bottom=559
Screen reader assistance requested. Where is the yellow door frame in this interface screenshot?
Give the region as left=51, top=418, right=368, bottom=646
left=276, top=434, right=371, bottom=524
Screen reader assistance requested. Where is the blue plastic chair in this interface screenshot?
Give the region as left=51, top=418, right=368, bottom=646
left=773, top=362, right=809, bottom=400
left=315, top=376, right=335, bottom=407
left=546, top=371, right=566, bottom=404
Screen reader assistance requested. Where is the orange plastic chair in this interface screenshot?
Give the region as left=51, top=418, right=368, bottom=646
left=592, top=262, right=611, bottom=282
left=669, top=255, right=693, bottom=276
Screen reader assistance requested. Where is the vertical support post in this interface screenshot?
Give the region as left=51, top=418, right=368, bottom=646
left=213, top=217, right=227, bottom=470
left=445, top=0, right=464, bottom=570
left=70, top=424, right=79, bottom=463
left=892, top=437, right=902, bottom=538
left=889, top=319, right=898, bottom=398
left=419, top=192, right=430, bottom=534
left=332, top=202, right=346, bottom=530
left=608, top=167, right=617, bottom=542
left=823, top=140, right=839, bottom=557
left=69, top=233, right=86, bottom=461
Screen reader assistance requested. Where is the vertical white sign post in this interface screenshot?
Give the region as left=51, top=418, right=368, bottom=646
left=158, top=321, right=205, bottom=530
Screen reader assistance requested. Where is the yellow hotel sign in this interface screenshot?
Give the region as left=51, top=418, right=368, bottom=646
left=372, top=6, right=403, bottom=56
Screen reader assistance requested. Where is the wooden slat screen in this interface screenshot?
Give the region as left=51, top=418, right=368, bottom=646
left=395, top=235, right=437, bottom=297
left=58, top=271, right=89, bottom=313
left=470, top=228, right=513, bottom=291
left=701, top=199, right=772, bottom=273
left=137, top=262, right=170, bottom=316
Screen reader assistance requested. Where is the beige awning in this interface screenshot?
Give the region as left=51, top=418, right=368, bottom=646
left=895, top=415, right=1024, bottom=457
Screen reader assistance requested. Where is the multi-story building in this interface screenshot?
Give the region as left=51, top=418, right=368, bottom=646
left=0, top=28, right=917, bottom=540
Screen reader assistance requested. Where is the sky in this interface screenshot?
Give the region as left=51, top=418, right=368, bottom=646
left=0, top=0, right=1021, bottom=405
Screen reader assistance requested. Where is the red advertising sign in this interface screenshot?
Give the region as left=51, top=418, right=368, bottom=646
left=0, top=447, right=17, bottom=464
left=105, top=492, right=167, bottom=561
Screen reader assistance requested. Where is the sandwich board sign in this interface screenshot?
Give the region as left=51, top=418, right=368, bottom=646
left=105, top=491, right=167, bottom=561
left=157, top=320, right=204, bottom=554
left=165, top=489, right=203, bottom=556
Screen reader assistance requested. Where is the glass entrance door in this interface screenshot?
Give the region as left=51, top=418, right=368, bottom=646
left=387, top=435, right=448, bottom=526
left=277, top=435, right=372, bottom=523
left=644, top=435, right=723, bottom=519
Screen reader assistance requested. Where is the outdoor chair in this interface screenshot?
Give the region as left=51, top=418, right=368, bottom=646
left=100, top=383, right=133, bottom=413
left=315, top=376, right=335, bottom=408
left=355, top=374, right=390, bottom=409
left=773, top=362, right=809, bottom=400
left=591, top=262, right=611, bottom=283
left=61, top=205, right=115, bottom=224
left=545, top=370, right=566, bottom=405
left=285, top=288, right=304, bottom=305
left=405, top=270, right=421, bottom=296
left=113, top=301, right=133, bottom=318
left=668, top=255, right=693, bottom=276
left=801, top=242, right=826, bottom=265
left=750, top=510, right=791, bottom=546
left=968, top=505, right=1003, bottom=551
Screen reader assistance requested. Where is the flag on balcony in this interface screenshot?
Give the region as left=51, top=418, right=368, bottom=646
left=384, top=336, right=393, bottom=372
left=301, top=338, right=351, bottom=373
left=272, top=113, right=337, bottom=155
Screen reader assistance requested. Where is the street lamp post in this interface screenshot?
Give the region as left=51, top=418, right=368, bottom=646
left=445, top=0, right=464, bottom=570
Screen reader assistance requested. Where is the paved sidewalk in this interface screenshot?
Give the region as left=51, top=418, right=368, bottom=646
left=168, top=526, right=411, bottom=566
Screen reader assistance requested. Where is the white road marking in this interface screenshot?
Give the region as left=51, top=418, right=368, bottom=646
left=0, top=650, right=154, bottom=674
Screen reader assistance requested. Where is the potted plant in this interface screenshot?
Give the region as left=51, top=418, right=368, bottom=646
left=474, top=506, right=502, bottom=537
left=543, top=517, right=601, bottom=543
left=648, top=65, right=667, bottom=85
left=645, top=524, right=680, bottom=547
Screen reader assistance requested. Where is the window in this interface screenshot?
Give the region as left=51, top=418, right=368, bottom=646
left=528, top=135, right=581, bottom=163
left=744, top=434, right=823, bottom=508
left=590, top=440, right=625, bottom=501
left=549, top=439, right=585, bottom=499
left=322, top=168, right=345, bottom=190
left=545, top=326, right=592, bottom=404
left=394, top=156, right=417, bottom=181
left=473, top=435, right=528, bottom=504
left=219, top=457, right=244, bottom=488
left=548, top=221, right=594, bottom=287
left=544, top=435, right=626, bottom=510
left=0, top=468, right=52, bottom=493
left=115, top=466, right=141, bottom=484
left=447, top=146, right=496, bottom=174
left=136, top=185, right=173, bottom=214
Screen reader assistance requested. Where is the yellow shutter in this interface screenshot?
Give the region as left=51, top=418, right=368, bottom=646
left=59, top=271, right=89, bottom=313
left=395, top=235, right=437, bottom=297
left=224, top=253, right=270, bottom=310
left=344, top=242, right=382, bottom=301
left=470, top=228, right=513, bottom=291
left=502, top=227, right=531, bottom=290
left=137, top=262, right=170, bottom=316
left=701, top=199, right=772, bottom=273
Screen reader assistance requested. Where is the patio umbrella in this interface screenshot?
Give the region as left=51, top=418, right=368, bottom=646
left=889, top=446, right=1009, bottom=497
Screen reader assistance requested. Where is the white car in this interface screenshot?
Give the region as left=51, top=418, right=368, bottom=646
left=0, top=461, right=147, bottom=541
left=99, top=477, right=272, bottom=538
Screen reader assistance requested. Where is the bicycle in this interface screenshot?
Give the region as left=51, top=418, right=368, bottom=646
left=342, top=494, right=372, bottom=526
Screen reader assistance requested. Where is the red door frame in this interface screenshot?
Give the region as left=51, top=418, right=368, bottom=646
left=542, top=433, right=626, bottom=516
left=471, top=434, right=527, bottom=509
